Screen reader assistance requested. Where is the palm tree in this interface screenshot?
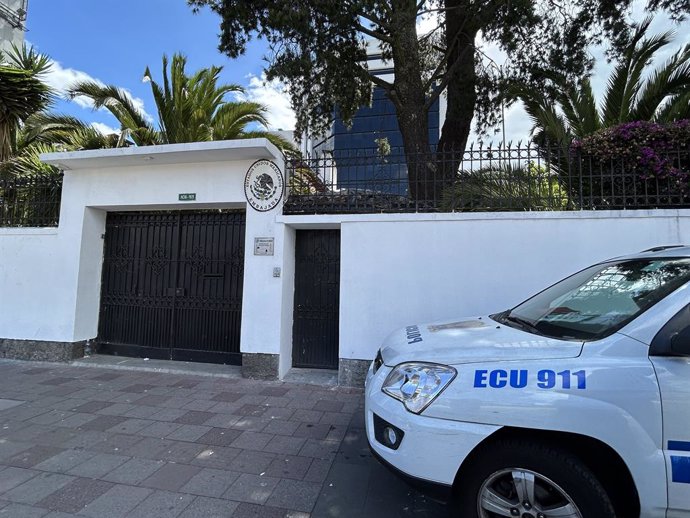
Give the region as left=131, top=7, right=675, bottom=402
left=0, top=45, right=53, bottom=162
left=69, top=53, right=295, bottom=151
left=511, top=18, right=690, bottom=146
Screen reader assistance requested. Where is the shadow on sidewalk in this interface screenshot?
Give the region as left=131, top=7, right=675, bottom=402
left=312, top=407, right=450, bottom=518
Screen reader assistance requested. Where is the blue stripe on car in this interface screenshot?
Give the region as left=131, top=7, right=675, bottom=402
left=669, top=441, right=690, bottom=452
left=671, top=456, right=690, bottom=484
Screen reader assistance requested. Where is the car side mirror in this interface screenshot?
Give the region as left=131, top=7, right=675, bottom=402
left=670, top=328, right=690, bottom=356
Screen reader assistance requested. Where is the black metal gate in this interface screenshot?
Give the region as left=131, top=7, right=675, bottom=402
left=98, top=211, right=245, bottom=365
left=292, top=229, right=340, bottom=369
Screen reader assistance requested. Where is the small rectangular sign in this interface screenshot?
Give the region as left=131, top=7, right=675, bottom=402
left=179, top=193, right=196, bottom=201
left=254, top=237, right=274, bottom=256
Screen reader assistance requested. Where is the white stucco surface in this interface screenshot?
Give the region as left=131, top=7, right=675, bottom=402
left=334, top=210, right=690, bottom=361
left=1, top=140, right=288, bottom=359
left=3, top=139, right=690, bottom=375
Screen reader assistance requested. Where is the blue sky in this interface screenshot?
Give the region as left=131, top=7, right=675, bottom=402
left=22, top=1, right=690, bottom=144
left=25, top=0, right=296, bottom=133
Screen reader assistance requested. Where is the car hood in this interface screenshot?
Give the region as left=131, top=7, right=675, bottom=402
left=380, top=316, right=584, bottom=366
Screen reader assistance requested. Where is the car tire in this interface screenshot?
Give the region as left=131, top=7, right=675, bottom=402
left=453, top=438, right=617, bottom=518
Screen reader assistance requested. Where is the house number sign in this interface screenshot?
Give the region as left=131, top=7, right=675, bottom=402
left=244, top=159, right=284, bottom=212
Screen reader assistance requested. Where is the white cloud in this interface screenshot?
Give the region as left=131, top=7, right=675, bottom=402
left=91, top=122, right=120, bottom=135
left=240, top=73, right=296, bottom=131
left=42, top=59, right=152, bottom=122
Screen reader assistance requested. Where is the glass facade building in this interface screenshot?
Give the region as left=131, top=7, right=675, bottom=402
left=324, top=85, right=441, bottom=195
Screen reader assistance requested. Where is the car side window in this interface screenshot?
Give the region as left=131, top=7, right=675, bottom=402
left=650, top=303, right=690, bottom=356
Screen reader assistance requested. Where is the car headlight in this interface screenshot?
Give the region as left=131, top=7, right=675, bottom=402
left=381, top=362, right=457, bottom=414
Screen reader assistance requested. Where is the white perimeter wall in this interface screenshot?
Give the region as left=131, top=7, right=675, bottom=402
left=282, top=210, right=690, bottom=362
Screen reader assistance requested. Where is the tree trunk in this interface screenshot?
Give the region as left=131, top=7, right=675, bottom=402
left=388, top=0, right=435, bottom=203
left=438, top=5, right=478, bottom=189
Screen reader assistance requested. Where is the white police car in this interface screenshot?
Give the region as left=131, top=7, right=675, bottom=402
left=365, top=246, right=690, bottom=518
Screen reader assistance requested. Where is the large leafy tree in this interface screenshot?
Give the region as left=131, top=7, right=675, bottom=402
left=188, top=0, right=689, bottom=198
left=69, top=53, right=294, bottom=151
left=513, top=19, right=690, bottom=146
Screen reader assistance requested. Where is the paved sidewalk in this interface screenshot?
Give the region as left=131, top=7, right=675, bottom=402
left=0, top=360, right=447, bottom=517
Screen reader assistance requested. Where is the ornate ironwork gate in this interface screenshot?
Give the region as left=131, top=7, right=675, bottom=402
left=292, top=229, right=340, bottom=369
left=98, top=211, right=245, bottom=365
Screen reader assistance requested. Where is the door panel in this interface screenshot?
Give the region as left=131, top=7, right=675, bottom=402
left=650, top=303, right=690, bottom=517
left=98, top=211, right=245, bottom=365
left=292, top=229, right=340, bottom=369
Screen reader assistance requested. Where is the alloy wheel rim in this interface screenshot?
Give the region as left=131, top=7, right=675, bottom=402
left=477, top=468, right=583, bottom=518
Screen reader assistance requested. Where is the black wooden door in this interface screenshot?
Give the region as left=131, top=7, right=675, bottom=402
left=292, top=229, right=340, bottom=369
left=98, top=211, right=245, bottom=365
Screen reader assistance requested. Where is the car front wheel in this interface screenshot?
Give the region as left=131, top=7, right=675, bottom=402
left=454, top=439, right=617, bottom=518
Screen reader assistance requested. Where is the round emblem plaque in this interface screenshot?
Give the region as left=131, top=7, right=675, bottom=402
left=244, top=159, right=285, bottom=212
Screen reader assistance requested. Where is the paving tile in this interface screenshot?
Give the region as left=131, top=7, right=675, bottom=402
left=259, top=386, right=291, bottom=397
left=304, top=458, right=332, bottom=483
left=178, top=496, right=238, bottom=518
left=293, top=423, right=335, bottom=440
left=262, top=420, right=301, bottom=437
left=298, top=439, right=340, bottom=460
left=230, top=431, right=273, bottom=451
left=95, top=403, right=135, bottom=416
left=222, top=473, right=279, bottom=504
left=0, top=502, right=49, bottom=517
left=61, top=431, right=109, bottom=450
left=198, top=427, right=243, bottom=447
left=89, top=373, right=121, bottom=381
left=55, top=414, right=98, bottom=429
left=165, top=424, right=211, bottom=442
left=138, top=421, right=183, bottom=438
left=6, top=446, right=65, bottom=469
left=66, top=453, right=129, bottom=479
left=126, top=490, right=195, bottom=518
left=211, top=392, right=242, bottom=403
left=168, top=379, right=199, bottom=390
left=157, top=441, right=207, bottom=463
left=0, top=440, right=33, bottom=462
left=39, top=378, right=75, bottom=387
left=290, top=409, right=323, bottom=424
left=42, top=512, right=78, bottom=518
left=29, top=410, right=75, bottom=426
left=2, top=472, right=76, bottom=505
left=77, top=484, right=152, bottom=517
left=182, top=399, right=219, bottom=412
left=101, top=458, right=165, bottom=485
left=134, top=395, right=170, bottom=407
left=33, top=428, right=79, bottom=447
left=179, top=467, right=241, bottom=498
left=234, top=405, right=266, bottom=417
left=231, top=502, right=288, bottom=518
left=120, top=384, right=155, bottom=394
left=120, top=437, right=174, bottom=459
left=173, top=411, right=215, bottom=425
left=203, top=414, right=241, bottom=428
left=149, top=408, right=187, bottom=422
left=230, top=417, right=270, bottom=432
left=34, top=450, right=96, bottom=474
left=105, top=418, right=152, bottom=435
left=262, top=435, right=307, bottom=456
left=190, top=445, right=241, bottom=470
left=227, top=450, right=276, bottom=475
left=79, top=415, right=126, bottom=432
left=0, top=467, right=39, bottom=494
left=319, top=411, right=353, bottom=426
left=141, top=463, right=201, bottom=492
left=262, top=407, right=295, bottom=420
left=36, top=478, right=112, bottom=514
left=266, top=478, right=321, bottom=512
left=86, top=433, right=143, bottom=454
left=264, top=455, right=313, bottom=481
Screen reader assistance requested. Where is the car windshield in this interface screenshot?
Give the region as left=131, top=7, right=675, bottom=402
left=501, top=257, right=690, bottom=340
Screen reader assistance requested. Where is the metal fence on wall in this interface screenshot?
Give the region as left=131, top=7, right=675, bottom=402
left=283, top=144, right=690, bottom=214
left=0, top=174, right=63, bottom=227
